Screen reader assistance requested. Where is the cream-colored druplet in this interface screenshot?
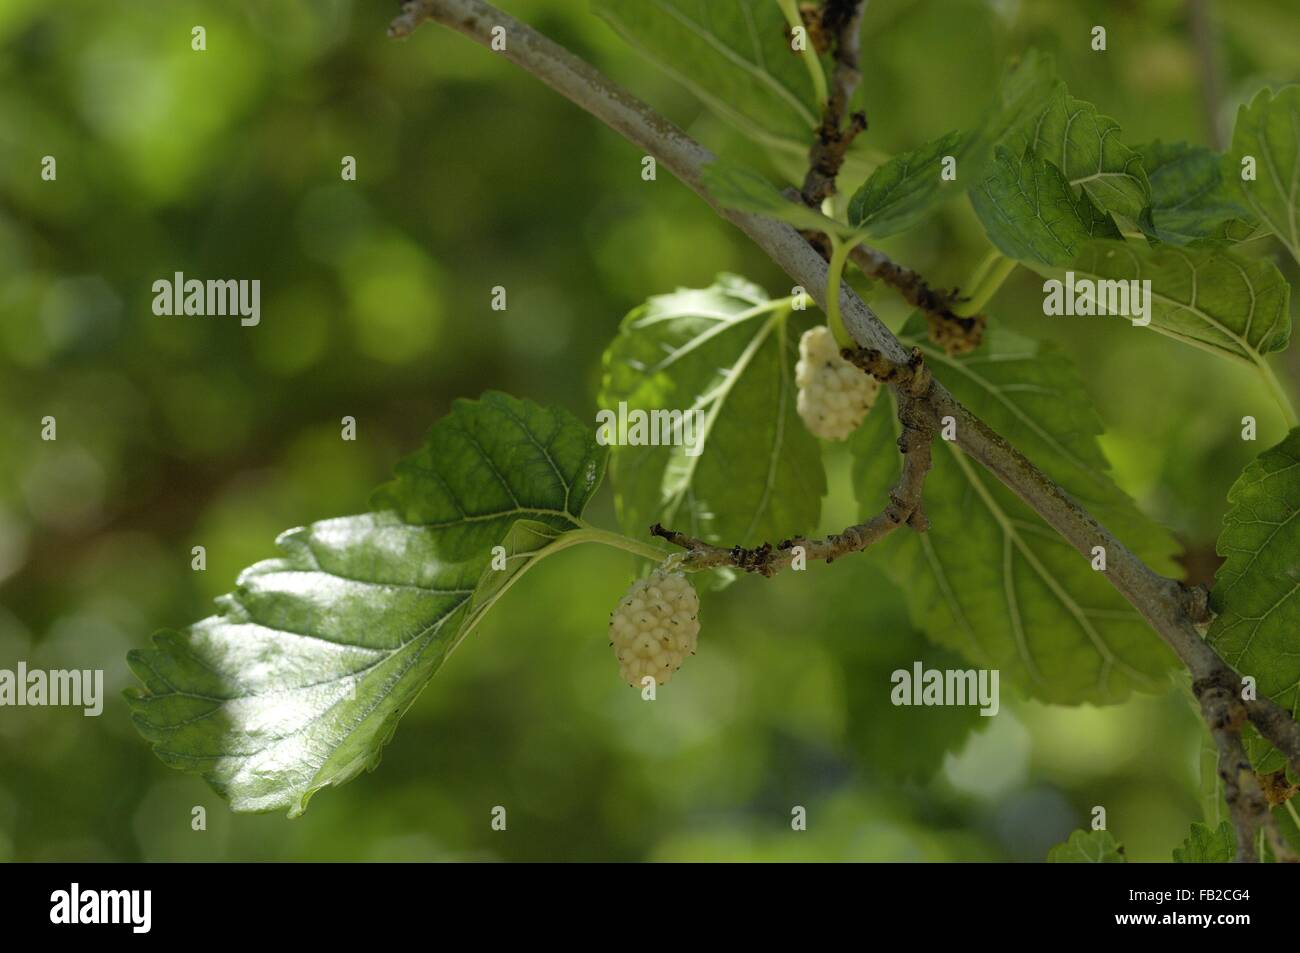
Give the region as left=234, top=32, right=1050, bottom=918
left=795, top=325, right=879, bottom=440
left=608, top=569, right=701, bottom=686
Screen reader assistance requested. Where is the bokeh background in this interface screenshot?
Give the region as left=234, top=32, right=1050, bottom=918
left=1, top=0, right=1297, bottom=861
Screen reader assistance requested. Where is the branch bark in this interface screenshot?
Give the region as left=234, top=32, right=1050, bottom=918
left=1197, top=677, right=1297, bottom=861
left=782, top=1, right=986, bottom=354
left=798, top=0, right=868, bottom=206
left=653, top=346, right=936, bottom=575
left=849, top=244, right=986, bottom=354
left=387, top=0, right=1300, bottom=790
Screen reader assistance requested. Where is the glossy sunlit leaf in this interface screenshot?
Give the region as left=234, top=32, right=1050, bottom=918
left=128, top=393, right=605, bottom=815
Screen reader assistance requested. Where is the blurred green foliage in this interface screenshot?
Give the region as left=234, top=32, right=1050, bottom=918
left=0, top=0, right=1296, bottom=861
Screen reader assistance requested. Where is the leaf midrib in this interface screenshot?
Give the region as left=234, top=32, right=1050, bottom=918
left=660, top=307, right=787, bottom=528
left=910, top=337, right=1103, bottom=484
left=741, top=310, right=793, bottom=540
left=942, top=439, right=1151, bottom=700
left=148, top=600, right=455, bottom=758
left=1249, top=99, right=1300, bottom=257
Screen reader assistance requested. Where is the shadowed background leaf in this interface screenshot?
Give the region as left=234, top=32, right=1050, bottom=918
left=851, top=316, right=1182, bottom=704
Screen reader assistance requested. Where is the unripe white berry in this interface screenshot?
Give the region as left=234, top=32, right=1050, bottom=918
left=795, top=325, right=879, bottom=440
left=608, top=569, right=700, bottom=686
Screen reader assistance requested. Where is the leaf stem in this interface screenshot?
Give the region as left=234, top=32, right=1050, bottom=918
left=451, top=524, right=667, bottom=658
left=963, top=247, right=1002, bottom=295
left=953, top=252, right=1015, bottom=317
left=776, top=0, right=828, bottom=109
left=572, top=524, right=669, bottom=562
left=826, top=234, right=857, bottom=347
left=1257, top=359, right=1299, bottom=428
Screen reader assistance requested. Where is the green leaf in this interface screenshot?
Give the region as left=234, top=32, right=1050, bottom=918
left=1048, top=829, right=1126, bottom=863
left=809, top=541, right=987, bottom=781
left=127, top=393, right=605, bottom=816
left=966, top=56, right=1150, bottom=247
left=1003, top=86, right=1150, bottom=221
left=702, top=160, right=849, bottom=236
left=600, top=275, right=825, bottom=554
left=1226, top=85, right=1300, bottom=263
left=850, top=317, right=1181, bottom=704
left=1207, top=429, right=1300, bottom=775
left=1273, top=798, right=1300, bottom=858
left=1139, top=140, right=1260, bottom=245
left=1041, top=240, right=1291, bottom=364
left=593, top=0, right=818, bottom=153
left=961, top=49, right=1064, bottom=179
left=969, top=147, right=1120, bottom=267
left=847, top=131, right=965, bottom=237
left=841, top=629, right=987, bottom=782
left=1173, top=820, right=1236, bottom=862
left=373, top=392, right=605, bottom=555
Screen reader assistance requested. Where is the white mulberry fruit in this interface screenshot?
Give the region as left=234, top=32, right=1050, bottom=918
left=609, top=569, right=700, bottom=686
left=795, top=325, right=879, bottom=440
